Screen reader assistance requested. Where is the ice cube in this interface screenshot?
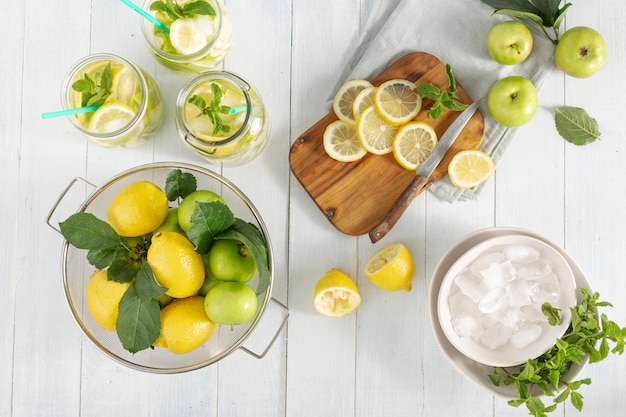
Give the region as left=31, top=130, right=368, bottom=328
left=491, top=306, right=524, bottom=330
left=448, top=292, right=478, bottom=318
left=503, top=244, right=540, bottom=263
left=478, top=287, right=506, bottom=314
left=454, top=268, right=487, bottom=302
left=475, top=322, right=513, bottom=350
left=510, top=324, right=543, bottom=349
left=470, top=251, right=505, bottom=276
left=507, top=279, right=532, bottom=307
left=451, top=314, right=482, bottom=338
left=529, top=272, right=561, bottom=304
left=521, top=303, right=549, bottom=323
left=480, top=260, right=516, bottom=289
left=518, top=263, right=552, bottom=280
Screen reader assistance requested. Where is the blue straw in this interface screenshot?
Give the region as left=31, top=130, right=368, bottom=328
left=229, top=106, right=247, bottom=114
left=120, top=0, right=170, bottom=33
left=41, top=105, right=101, bottom=119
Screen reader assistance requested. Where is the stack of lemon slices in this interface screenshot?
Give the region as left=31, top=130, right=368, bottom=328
left=324, top=78, right=437, bottom=171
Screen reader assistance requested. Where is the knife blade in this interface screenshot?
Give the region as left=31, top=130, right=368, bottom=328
left=368, top=99, right=482, bottom=243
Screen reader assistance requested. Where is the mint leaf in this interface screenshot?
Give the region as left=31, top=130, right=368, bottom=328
left=59, top=212, right=122, bottom=250
left=188, top=83, right=232, bottom=134
left=555, top=106, right=601, bottom=146
left=165, top=169, right=197, bottom=201
left=541, top=302, right=562, bottom=326
left=186, top=201, right=236, bottom=254
left=116, top=283, right=161, bottom=354
left=216, top=219, right=270, bottom=295
left=150, top=0, right=183, bottom=20
left=183, top=1, right=215, bottom=17
left=416, top=64, right=467, bottom=119
left=71, top=62, right=113, bottom=107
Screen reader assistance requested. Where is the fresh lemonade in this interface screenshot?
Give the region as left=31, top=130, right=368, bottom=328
left=63, top=54, right=164, bottom=148
left=141, top=0, right=232, bottom=73
left=175, top=71, right=270, bottom=165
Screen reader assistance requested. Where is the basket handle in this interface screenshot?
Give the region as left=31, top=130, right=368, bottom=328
left=239, top=297, right=289, bottom=359
left=46, top=177, right=96, bottom=234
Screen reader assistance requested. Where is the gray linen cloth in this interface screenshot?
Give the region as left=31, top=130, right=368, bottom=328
left=333, top=0, right=556, bottom=202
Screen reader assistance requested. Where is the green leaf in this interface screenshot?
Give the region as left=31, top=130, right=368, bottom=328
left=116, top=283, right=161, bottom=353
left=165, top=168, right=197, bottom=201
left=186, top=201, right=236, bottom=254
left=134, top=262, right=167, bottom=301
left=59, top=212, right=122, bottom=250
left=570, top=391, right=584, bottom=411
left=182, top=1, right=215, bottom=17
left=554, top=387, right=570, bottom=403
left=493, top=9, right=544, bottom=26
left=416, top=83, right=441, bottom=100
left=542, top=302, right=562, bottom=326
left=86, top=245, right=127, bottom=270
left=555, top=106, right=601, bottom=146
left=108, top=258, right=139, bottom=283
left=216, top=219, right=271, bottom=295
left=488, top=368, right=502, bottom=385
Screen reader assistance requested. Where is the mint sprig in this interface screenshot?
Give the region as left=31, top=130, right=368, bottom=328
left=71, top=62, right=113, bottom=107
left=149, top=0, right=216, bottom=20
left=188, top=83, right=232, bottom=135
left=417, top=64, right=468, bottom=119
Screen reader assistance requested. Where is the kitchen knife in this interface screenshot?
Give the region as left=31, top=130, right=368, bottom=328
left=368, top=99, right=482, bottom=243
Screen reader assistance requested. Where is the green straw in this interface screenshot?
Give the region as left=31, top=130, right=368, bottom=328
left=120, top=0, right=170, bottom=33
left=229, top=106, right=247, bottom=114
left=41, top=105, right=101, bottom=119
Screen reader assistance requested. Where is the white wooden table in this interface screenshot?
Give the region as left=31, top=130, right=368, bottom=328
left=2, top=0, right=625, bottom=416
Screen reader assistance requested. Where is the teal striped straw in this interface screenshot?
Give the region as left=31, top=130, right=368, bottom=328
left=120, top=0, right=170, bottom=33
left=41, top=105, right=101, bottom=119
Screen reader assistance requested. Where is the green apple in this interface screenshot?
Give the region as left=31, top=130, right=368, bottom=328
left=203, top=282, right=258, bottom=326
left=177, top=190, right=226, bottom=232
left=198, top=255, right=222, bottom=296
left=207, top=239, right=257, bottom=283
left=555, top=26, right=606, bottom=78
left=487, top=76, right=538, bottom=128
left=487, top=21, right=533, bottom=65
left=154, top=207, right=183, bottom=234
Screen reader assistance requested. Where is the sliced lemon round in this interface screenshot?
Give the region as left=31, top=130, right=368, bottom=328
left=323, top=120, right=367, bottom=162
left=313, top=269, right=361, bottom=318
left=332, top=79, right=373, bottom=125
left=363, top=243, right=415, bottom=292
left=111, top=66, right=138, bottom=107
left=169, top=17, right=209, bottom=55
left=374, top=79, right=422, bottom=126
left=392, top=121, right=438, bottom=170
left=352, top=86, right=377, bottom=121
left=357, top=105, right=399, bottom=155
left=88, top=101, right=136, bottom=133
left=448, top=150, right=496, bottom=189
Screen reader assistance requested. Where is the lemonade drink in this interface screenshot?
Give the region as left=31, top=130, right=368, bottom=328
left=141, top=0, right=232, bottom=73
left=62, top=53, right=164, bottom=148
left=175, top=71, right=270, bottom=165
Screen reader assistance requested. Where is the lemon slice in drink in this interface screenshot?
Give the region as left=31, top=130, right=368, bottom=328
left=111, top=66, right=138, bottom=106
left=323, top=120, right=367, bottom=162
left=392, top=121, right=438, bottom=170
left=357, top=105, right=399, bottom=155
left=352, top=86, right=377, bottom=121
left=313, top=269, right=361, bottom=318
left=332, top=79, right=373, bottom=125
left=374, top=79, right=422, bottom=126
left=448, top=150, right=496, bottom=189
left=88, top=101, right=136, bottom=133
left=169, top=17, right=209, bottom=55
left=363, top=243, right=415, bottom=292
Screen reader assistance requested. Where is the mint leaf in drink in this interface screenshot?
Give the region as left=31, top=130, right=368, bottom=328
left=183, top=1, right=215, bottom=17
left=71, top=62, right=113, bottom=107
left=150, top=0, right=215, bottom=21
left=165, top=168, right=197, bottom=201
left=186, top=201, right=236, bottom=254
left=188, top=83, right=232, bottom=134
left=116, top=283, right=161, bottom=353
left=416, top=64, right=468, bottom=119
left=555, top=106, right=601, bottom=146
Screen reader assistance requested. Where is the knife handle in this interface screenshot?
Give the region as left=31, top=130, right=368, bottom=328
left=369, top=175, right=429, bottom=243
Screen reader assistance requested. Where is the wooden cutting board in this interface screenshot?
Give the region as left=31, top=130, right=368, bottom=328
left=289, top=52, right=485, bottom=236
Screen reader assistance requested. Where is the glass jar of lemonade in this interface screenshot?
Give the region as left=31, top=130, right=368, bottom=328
left=140, top=0, right=232, bottom=73
left=61, top=53, right=164, bottom=148
left=175, top=71, right=270, bottom=165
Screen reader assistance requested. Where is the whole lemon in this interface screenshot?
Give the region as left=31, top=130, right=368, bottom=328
left=85, top=269, right=132, bottom=331
left=363, top=243, right=415, bottom=291
left=147, top=231, right=205, bottom=298
left=153, top=296, right=217, bottom=354
left=106, top=181, right=169, bottom=237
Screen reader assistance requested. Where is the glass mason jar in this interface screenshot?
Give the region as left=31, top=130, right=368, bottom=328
left=175, top=71, right=270, bottom=165
left=140, top=0, right=232, bottom=73
left=61, top=53, right=164, bottom=148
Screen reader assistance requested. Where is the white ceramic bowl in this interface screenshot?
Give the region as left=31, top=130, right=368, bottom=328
left=429, top=228, right=591, bottom=398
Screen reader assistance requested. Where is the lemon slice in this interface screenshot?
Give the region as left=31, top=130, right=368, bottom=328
left=352, top=86, right=377, bottom=121
left=169, top=17, right=209, bottom=55
left=88, top=101, right=136, bottom=133
left=356, top=105, right=399, bottom=155
left=323, top=120, right=367, bottom=162
left=363, top=243, right=415, bottom=292
left=374, top=79, right=422, bottom=126
left=313, top=269, right=361, bottom=318
left=392, top=121, right=438, bottom=170
left=448, top=150, right=496, bottom=189
left=332, top=79, right=373, bottom=125
left=111, top=66, right=138, bottom=107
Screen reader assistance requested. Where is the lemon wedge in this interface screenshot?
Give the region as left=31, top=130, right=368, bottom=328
left=363, top=243, right=415, bottom=292
left=447, top=150, right=496, bottom=189
left=392, top=121, right=438, bottom=170
left=332, top=79, right=373, bottom=125
left=323, top=120, right=367, bottom=162
left=356, top=105, right=399, bottom=155
left=374, top=79, right=422, bottom=126
left=314, top=269, right=361, bottom=318
left=88, top=101, right=136, bottom=133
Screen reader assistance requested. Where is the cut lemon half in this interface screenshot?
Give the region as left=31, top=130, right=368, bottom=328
left=364, top=243, right=415, bottom=292
left=374, top=79, right=422, bottom=126
left=313, top=269, right=361, bottom=318
left=169, top=17, right=209, bottom=55
left=323, top=120, right=367, bottom=162
left=392, top=121, right=438, bottom=170
left=448, top=150, right=496, bottom=189
left=352, top=86, right=377, bottom=121
left=88, top=101, right=136, bottom=133
left=332, top=79, right=373, bottom=125
left=357, top=105, right=399, bottom=155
